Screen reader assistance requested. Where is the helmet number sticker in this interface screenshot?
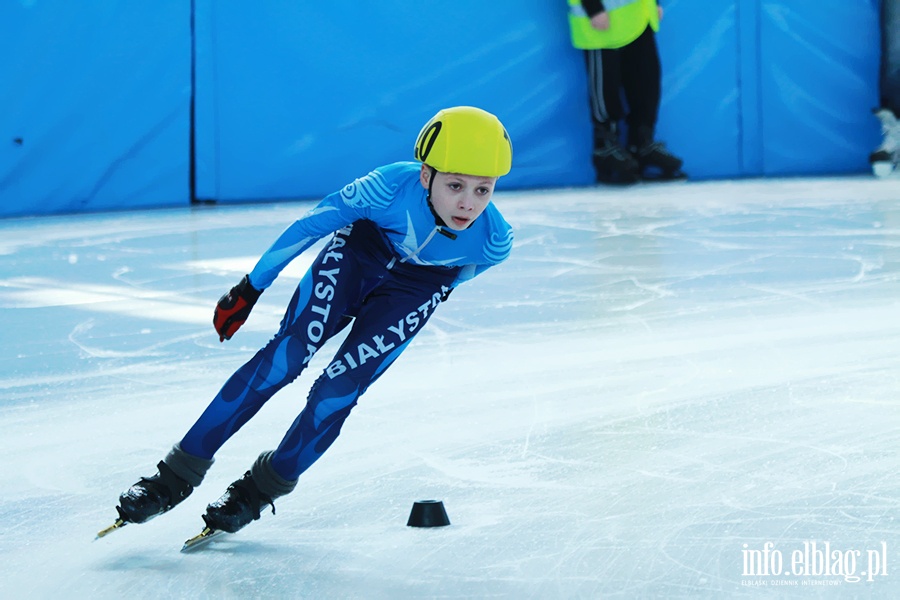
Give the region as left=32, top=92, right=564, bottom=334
left=415, top=121, right=442, bottom=162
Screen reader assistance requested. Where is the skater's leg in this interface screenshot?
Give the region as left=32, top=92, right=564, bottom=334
left=203, top=265, right=457, bottom=532
left=115, top=225, right=372, bottom=523
left=203, top=222, right=436, bottom=532
left=269, top=265, right=459, bottom=483
left=201, top=268, right=458, bottom=533
left=177, top=333, right=317, bottom=459
left=179, top=225, right=368, bottom=460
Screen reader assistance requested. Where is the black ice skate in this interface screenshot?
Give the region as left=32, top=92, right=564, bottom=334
left=592, top=122, right=639, bottom=184
left=116, top=460, right=194, bottom=524
left=593, top=144, right=641, bottom=184
left=97, top=446, right=213, bottom=539
left=201, top=471, right=274, bottom=534
left=628, top=124, right=686, bottom=181
left=630, top=140, right=686, bottom=180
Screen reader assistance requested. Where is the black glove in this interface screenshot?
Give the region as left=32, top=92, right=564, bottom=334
left=213, top=275, right=262, bottom=342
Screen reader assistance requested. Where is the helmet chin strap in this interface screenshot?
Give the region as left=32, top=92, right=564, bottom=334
left=426, top=166, right=458, bottom=240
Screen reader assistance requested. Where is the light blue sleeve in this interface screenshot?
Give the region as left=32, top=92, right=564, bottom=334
left=248, top=166, right=402, bottom=290
left=453, top=216, right=514, bottom=286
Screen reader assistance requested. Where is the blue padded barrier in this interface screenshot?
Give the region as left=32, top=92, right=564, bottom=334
left=656, top=0, right=881, bottom=179
left=757, top=0, right=881, bottom=175
left=0, top=1, right=190, bottom=218
left=655, top=0, right=744, bottom=179
left=0, top=1, right=885, bottom=216
left=192, top=0, right=592, bottom=202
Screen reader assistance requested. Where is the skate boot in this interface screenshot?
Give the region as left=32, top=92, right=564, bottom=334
left=870, top=108, right=899, bottom=178
left=202, top=471, right=274, bottom=533
left=628, top=125, right=686, bottom=180
left=631, top=141, right=685, bottom=179
left=628, top=125, right=687, bottom=181
left=592, top=121, right=640, bottom=184
left=115, top=444, right=214, bottom=525
left=117, top=460, right=194, bottom=524
left=201, top=451, right=299, bottom=534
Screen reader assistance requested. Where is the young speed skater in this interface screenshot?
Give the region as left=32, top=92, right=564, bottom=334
left=103, top=106, right=514, bottom=539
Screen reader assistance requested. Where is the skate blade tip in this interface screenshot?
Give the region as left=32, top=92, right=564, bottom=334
left=181, top=527, right=221, bottom=552
left=95, top=519, right=128, bottom=540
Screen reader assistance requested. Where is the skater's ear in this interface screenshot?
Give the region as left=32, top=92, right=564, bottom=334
left=419, top=163, right=432, bottom=189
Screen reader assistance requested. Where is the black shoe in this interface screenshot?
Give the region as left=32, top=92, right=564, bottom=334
left=630, top=141, right=685, bottom=179
left=593, top=145, right=640, bottom=184
left=117, top=461, right=193, bottom=524
left=202, top=471, right=274, bottom=533
left=592, top=121, right=640, bottom=185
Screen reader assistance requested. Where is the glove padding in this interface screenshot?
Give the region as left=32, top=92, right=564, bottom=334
left=213, top=275, right=262, bottom=342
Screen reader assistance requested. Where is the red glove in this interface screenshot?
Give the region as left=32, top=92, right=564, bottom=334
left=213, top=275, right=262, bottom=342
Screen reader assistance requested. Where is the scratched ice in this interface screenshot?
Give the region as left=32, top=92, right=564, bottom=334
left=1, top=177, right=899, bottom=598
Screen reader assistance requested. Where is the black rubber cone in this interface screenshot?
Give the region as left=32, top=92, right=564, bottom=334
left=407, top=500, right=450, bottom=527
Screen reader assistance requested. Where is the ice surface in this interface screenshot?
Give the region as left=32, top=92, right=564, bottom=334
left=1, top=177, right=899, bottom=598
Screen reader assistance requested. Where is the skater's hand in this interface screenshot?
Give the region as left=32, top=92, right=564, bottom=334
left=213, top=275, right=262, bottom=342
left=590, top=11, right=610, bottom=30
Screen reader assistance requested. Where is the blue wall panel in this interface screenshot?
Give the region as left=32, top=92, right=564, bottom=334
left=758, top=0, right=881, bottom=175
left=655, top=0, right=743, bottom=179
left=656, top=0, right=880, bottom=179
left=197, top=0, right=882, bottom=199
left=0, top=1, right=190, bottom=218
left=736, top=0, right=764, bottom=175
left=194, top=0, right=592, bottom=203
left=0, top=1, right=885, bottom=217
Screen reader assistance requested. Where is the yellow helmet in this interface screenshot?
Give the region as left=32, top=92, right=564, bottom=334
left=414, top=106, right=512, bottom=177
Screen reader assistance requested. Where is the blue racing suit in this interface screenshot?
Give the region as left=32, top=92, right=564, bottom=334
left=179, top=161, right=513, bottom=483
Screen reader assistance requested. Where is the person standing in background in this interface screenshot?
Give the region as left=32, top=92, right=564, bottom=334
left=870, top=0, right=900, bottom=177
left=567, top=0, right=685, bottom=184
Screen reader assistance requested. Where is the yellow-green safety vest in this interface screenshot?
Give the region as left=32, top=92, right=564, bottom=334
left=567, top=0, right=659, bottom=50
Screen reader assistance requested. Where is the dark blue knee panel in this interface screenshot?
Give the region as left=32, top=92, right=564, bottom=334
left=269, top=373, right=360, bottom=480
left=179, top=334, right=309, bottom=459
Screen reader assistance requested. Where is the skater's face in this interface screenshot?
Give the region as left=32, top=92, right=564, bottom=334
left=420, top=166, right=497, bottom=231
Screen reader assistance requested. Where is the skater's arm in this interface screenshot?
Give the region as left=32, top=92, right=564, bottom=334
left=454, top=255, right=509, bottom=286
left=248, top=200, right=357, bottom=290
left=248, top=166, right=403, bottom=290
left=213, top=275, right=262, bottom=342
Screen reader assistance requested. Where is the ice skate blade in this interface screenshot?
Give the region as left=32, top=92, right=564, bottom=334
left=181, top=527, right=227, bottom=552
left=95, top=518, right=128, bottom=540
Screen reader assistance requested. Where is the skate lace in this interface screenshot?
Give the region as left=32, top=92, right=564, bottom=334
left=637, top=141, right=673, bottom=158
left=594, top=145, right=633, bottom=160
left=230, top=476, right=275, bottom=519
left=143, top=461, right=191, bottom=506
